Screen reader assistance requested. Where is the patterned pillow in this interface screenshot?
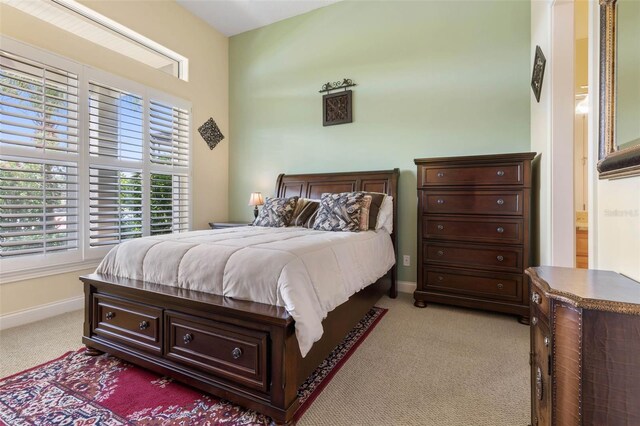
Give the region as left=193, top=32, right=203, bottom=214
left=253, top=196, right=299, bottom=227
left=290, top=199, right=320, bottom=227
left=359, top=195, right=372, bottom=231
left=313, top=192, right=365, bottom=232
left=364, top=192, right=387, bottom=230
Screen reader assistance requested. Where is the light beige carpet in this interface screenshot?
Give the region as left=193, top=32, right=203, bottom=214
left=0, top=293, right=530, bottom=425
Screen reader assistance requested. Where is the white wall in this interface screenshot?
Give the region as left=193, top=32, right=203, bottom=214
left=531, top=0, right=553, bottom=266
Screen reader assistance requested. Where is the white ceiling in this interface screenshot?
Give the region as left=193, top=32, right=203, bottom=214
left=176, top=0, right=340, bottom=37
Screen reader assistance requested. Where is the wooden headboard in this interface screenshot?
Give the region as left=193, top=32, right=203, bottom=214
left=275, top=169, right=400, bottom=297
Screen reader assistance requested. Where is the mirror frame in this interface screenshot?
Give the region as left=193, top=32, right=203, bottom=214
left=598, top=0, right=640, bottom=179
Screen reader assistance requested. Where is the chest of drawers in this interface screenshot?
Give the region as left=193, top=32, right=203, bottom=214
left=414, top=152, right=536, bottom=323
left=526, top=266, right=640, bottom=426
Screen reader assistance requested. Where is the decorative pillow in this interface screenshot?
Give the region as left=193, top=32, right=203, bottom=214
left=303, top=208, right=320, bottom=228
left=313, top=192, right=365, bottom=232
left=377, top=195, right=393, bottom=233
left=290, top=199, right=320, bottom=227
left=364, top=192, right=387, bottom=230
left=253, top=196, right=299, bottom=227
left=359, top=195, right=372, bottom=231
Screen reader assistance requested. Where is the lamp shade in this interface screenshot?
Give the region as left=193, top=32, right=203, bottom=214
left=248, top=192, right=264, bottom=206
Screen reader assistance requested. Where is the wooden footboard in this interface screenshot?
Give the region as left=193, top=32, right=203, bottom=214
left=81, top=272, right=390, bottom=425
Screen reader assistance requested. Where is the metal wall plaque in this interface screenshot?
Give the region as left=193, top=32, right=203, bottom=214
left=323, top=90, right=352, bottom=126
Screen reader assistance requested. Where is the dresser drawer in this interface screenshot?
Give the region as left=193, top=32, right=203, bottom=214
left=424, top=215, right=523, bottom=244
left=531, top=316, right=552, bottom=426
left=530, top=285, right=550, bottom=322
left=422, top=191, right=523, bottom=216
left=424, top=241, right=523, bottom=273
left=424, top=267, right=522, bottom=302
left=165, top=311, right=269, bottom=392
left=420, top=163, right=524, bottom=187
left=92, top=294, right=162, bottom=354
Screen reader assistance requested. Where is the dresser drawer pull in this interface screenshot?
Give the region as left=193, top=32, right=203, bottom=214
left=437, top=224, right=444, bottom=231
left=496, top=255, right=504, bottom=262
left=544, top=336, right=549, bottom=347
left=496, top=226, right=504, bottom=233
left=532, top=316, right=538, bottom=325
left=139, top=320, right=149, bottom=330
left=105, top=311, right=115, bottom=320
left=437, top=172, right=444, bottom=178
left=497, top=170, right=505, bottom=176
left=496, top=198, right=505, bottom=205
left=183, top=333, right=193, bottom=344
left=536, top=366, right=543, bottom=400
left=532, top=293, right=541, bottom=304
left=232, top=347, right=243, bottom=360
left=437, top=275, right=444, bottom=281
left=436, top=199, right=445, bottom=205
left=437, top=250, right=444, bottom=257
left=497, top=283, right=504, bottom=290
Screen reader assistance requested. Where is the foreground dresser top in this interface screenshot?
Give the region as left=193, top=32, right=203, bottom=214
left=526, top=266, right=640, bottom=315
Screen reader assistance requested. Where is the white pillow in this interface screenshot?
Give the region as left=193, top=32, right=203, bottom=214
left=376, top=195, right=393, bottom=234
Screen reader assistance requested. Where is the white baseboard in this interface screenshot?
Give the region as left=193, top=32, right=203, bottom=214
left=0, top=295, right=83, bottom=331
left=397, top=280, right=417, bottom=294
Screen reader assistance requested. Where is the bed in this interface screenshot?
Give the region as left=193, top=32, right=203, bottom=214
left=81, top=169, right=399, bottom=425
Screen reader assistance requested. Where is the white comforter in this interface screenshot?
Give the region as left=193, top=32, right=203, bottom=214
left=95, top=226, right=395, bottom=356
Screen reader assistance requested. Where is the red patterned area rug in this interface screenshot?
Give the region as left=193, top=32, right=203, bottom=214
left=0, top=307, right=386, bottom=426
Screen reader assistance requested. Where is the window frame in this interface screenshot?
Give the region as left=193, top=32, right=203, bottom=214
left=0, top=37, right=192, bottom=283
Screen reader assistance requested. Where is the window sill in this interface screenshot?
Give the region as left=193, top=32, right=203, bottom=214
left=0, top=259, right=100, bottom=284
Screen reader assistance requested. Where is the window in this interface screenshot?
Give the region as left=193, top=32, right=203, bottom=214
left=0, top=39, right=191, bottom=279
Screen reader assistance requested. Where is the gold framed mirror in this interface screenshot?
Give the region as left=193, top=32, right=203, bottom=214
left=597, top=0, right=640, bottom=179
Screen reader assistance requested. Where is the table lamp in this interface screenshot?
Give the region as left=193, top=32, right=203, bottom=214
left=248, top=192, right=264, bottom=219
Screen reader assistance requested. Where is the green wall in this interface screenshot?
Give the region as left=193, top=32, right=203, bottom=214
left=229, top=0, right=531, bottom=282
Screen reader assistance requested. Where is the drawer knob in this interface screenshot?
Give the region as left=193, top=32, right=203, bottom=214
left=497, top=283, right=504, bottom=290
left=183, top=333, right=193, bottom=344
left=496, top=255, right=504, bottom=262
left=544, top=336, right=550, bottom=347
left=437, top=250, right=444, bottom=257
left=436, top=199, right=445, bottom=205
left=139, top=320, right=149, bottom=330
left=437, top=172, right=444, bottom=178
left=105, top=311, right=115, bottom=320
left=532, top=316, right=538, bottom=325
left=496, top=198, right=505, bottom=205
left=532, top=293, right=541, bottom=304
left=496, top=226, right=504, bottom=233
left=437, top=275, right=444, bottom=281
left=497, top=170, right=505, bottom=177
left=232, top=347, right=243, bottom=360
left=437, top=224, right=444, bottom=231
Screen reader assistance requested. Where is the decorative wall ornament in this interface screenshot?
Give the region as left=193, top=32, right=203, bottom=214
left=198, top=117, right=224, bottom=150
left=531, top=46, right=546, bottom=103
left=320, top=78, right=356, bottom=127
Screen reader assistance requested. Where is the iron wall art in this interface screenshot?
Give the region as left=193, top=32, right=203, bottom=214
left=320, top=78, right=356, bottom=126
left=198, top=117, right=225, bottom=150
left=531, top=46, right=546, bottom=103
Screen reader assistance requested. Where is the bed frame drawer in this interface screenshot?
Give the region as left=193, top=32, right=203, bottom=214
left=92, top=294, right=162, bottom=354
left=164, top=311, right=269, bottom=393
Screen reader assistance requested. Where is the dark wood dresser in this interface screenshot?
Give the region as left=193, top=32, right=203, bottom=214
left=414, top=152, right=536, bottom=323
left=526, top=266, right=640, bottom=426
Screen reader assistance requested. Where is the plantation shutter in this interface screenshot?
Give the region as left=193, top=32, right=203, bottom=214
left=0, top=50, right=79, bottom=153
left=88, top=168, right=143, bottom=247
left=149, top=100, right=189, bottom=167
left=150, top=173, right=189, bottom=235
left=88, top=82, right=143, bottom=161
left=0, top=158, right=78, bottom=257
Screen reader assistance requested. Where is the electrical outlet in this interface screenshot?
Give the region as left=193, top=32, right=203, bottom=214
left=403, top=255, right=410, bottom=267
